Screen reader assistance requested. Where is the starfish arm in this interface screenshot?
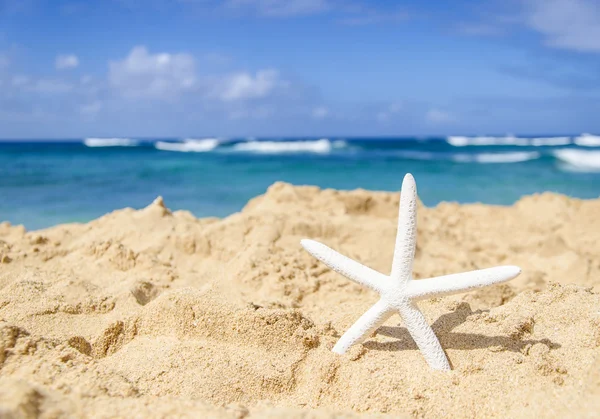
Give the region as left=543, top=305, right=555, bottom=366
left=398, top=301, right=451, bottom=371
left=406, top=265, right=522, bottom=301
left=332, top=299, right=394, bottom=354
left=390, top=173, right=418, bottom=284
left=301, top=239, right=389, bottom=293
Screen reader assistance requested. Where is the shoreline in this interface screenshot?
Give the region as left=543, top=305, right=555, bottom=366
left=3, top=184, right=599, bottom=234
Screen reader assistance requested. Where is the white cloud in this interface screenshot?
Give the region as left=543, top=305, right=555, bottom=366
left=426, top=108, right=454, bottom=123
left=524, top=0, right=600, bottom=52
left=226, top=0, right=329, bottom=17
left=218, top=69, right=286, bottom=101
left=107, top=46, right=294, bottom=111
left=377, top=102, right=402, bottom=122
left=312, top=105, right=329, bottom=119
left=55, top=54, right=79, bottom=70
left=1, top=43, right=311, bottom=134
left=109, top=46, right=197, bottom=99
left=457, top=1, right=600, bottom=52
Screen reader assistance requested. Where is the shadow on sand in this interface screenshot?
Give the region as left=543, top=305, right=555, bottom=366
left=363, top=302, right=560, bottom=356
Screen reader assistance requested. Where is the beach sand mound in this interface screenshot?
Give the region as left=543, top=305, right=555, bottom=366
left=0, top=184, right=599, bottom=417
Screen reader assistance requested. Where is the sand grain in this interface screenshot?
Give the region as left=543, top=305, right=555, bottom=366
left=1, top=184, right=599, bottom=417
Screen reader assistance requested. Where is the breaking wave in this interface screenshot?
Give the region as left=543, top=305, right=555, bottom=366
left=231, top=139, right=345, bottom=154
left=395, top=151, right=541, bottom=164
left=452, top=151, right=541, bottom=163
left=553, top=149, right=600, bottom=172
left=529, top=137, right=571, bottom=146
left=83, top=138, right=139, bottom=147
left=79, top=137, right=600, bottom=172
left=155, top=138, right=221, bottom=153
left=446, top=135, right=571, bottom=147
left=574, top=133, right=600, bottom=147
left=447, top=135, right=529, bottom=147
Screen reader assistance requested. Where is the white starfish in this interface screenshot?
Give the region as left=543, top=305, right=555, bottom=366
left=301, top=173, right=521, bottom=371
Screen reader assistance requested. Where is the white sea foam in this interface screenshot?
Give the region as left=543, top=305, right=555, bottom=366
left=155, top=138, right=220, bottom=152
left=574, top=133, right=600, bottom=147
left=529, top=136, right=571, bottom=146
left=232, top=139, right=341, bottom=154
left=452, top=151, right=541, bottom=163
left=446, top=135, right=530, bottom=147
left=83, top=138, right=139, bottom=147
left=446, top=135, right=570, bottom=147
left=395, top=150, right=539, bottom=163
left=553, top=149, right=600, bottom=172
left=446, top=136, right=474, bottom=147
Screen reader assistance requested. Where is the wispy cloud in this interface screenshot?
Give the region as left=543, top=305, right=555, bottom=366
left=426, top=108, right=455, bottom=124
left=225, top=0, right=330, bottom=17
left=500, top=59, right=600, bottom=91
left=9, top=75, right=73, bottom=93
left=524, top=0, right=600, bottom=53
left=338, top=10, right=409, bottom=26
left=55, top=54, right=79, bottom=70
left=31, top=79, right=74, bottom=93
left=108, top=45, right=294, bottom=107
left=217, top=69, right=288, bottom=101
left=0, top=44, right=310, bottom=131
left=459, top=0, right=600, bottom=53
left=376, top=102, right=402, bottom=123
left=222, top=0, right=411, bottom=23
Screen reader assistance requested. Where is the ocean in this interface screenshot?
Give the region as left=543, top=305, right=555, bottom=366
left=1, top=135, right=599, bottom=230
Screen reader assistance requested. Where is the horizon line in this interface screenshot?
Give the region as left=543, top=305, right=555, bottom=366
left=0, top=133, right=589, bottom=142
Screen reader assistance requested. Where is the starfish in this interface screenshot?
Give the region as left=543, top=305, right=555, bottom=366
left=301, top=173, right=521, bottom=371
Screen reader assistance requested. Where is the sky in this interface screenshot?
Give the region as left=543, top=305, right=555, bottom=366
left=0, top=0, right=599, bottom=138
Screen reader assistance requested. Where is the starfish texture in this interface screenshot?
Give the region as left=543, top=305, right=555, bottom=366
left=301, top=173, right=521, bottom=371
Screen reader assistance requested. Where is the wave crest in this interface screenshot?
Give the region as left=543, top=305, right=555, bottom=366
left=396, top=150, right=540, bottom=164
left=529, top=137, right=571, bottom=146
left=447, top=135, right=529, bottom=147
left=155, top=138, right=221, bottom=153
left=83, top=138, right=139, bottom=147
left=452, top=151, right=540, bottom=163
left=553, top=149, right=600, bottom=172
left=447, top=135, right=570, bottom=147
left=574, top=133, right=600, bottom=147
left=232, top=139, right=343, bottom=154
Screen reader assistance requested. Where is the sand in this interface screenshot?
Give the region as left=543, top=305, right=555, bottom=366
left=0, top=182, right=599, bottom=418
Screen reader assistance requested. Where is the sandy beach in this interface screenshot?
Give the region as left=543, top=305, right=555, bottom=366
left=1, top=182, right=599, bottom=418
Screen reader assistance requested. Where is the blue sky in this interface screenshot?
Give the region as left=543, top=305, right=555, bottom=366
left=0, top=0, right=599, bottom=138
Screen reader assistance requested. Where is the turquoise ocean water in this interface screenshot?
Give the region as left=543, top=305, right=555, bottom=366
left=1, top=135, right=599, bottom=230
